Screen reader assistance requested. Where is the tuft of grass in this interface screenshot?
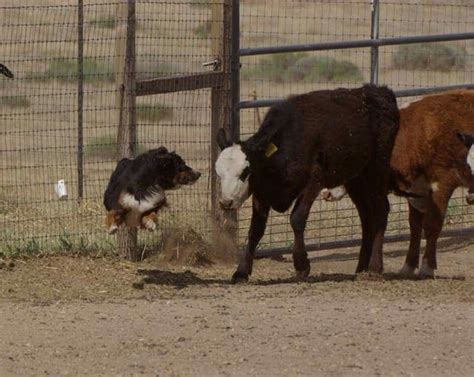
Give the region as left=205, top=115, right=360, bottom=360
left=190, top=0, right=211, bottom=8
left=392, top=43, right=467, bottom=72
left=136, top=103, right=174, bottom=122
left=0, top=95, right=31, bottom=108
left=194, top=20, right=212, bottom=39
left=288, top=56, right=363, bottom=83
left=90, top=15, right=116, bottom=29
left=85, top=135, right=146, bottom=160
left=27, top=58, right=114, bottom=83
left=242, top=52, right=308, bottom=83
left=243, top=53, right=362, bottom=83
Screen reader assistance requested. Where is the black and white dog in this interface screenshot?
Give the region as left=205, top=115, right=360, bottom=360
left=103, top=147, right=201, bottom=234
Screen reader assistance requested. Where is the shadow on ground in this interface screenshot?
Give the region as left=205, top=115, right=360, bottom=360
left=136, top=269, right=228, bottom=289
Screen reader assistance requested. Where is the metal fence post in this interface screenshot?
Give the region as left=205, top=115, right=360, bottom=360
left=370, top=0, right=380, bottom=84
left=115, top=0, right=138, bottom=260
left=77, top=0, right=84, bottom=202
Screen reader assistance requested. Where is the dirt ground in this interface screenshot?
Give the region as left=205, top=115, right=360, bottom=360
left=1, top=236, right=473, bottom=377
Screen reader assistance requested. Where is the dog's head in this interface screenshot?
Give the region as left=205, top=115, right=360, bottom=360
left=149, top=147, right=201, bottom=190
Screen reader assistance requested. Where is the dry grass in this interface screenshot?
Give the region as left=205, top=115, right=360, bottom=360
left=1, top=0, right=474, bottom=255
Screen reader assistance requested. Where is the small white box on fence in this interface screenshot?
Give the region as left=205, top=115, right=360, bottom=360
left=54, top=179, right=68, bottom=200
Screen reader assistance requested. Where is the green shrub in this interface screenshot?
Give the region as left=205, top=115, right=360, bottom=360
left=190, top=0, right=211, bottom=8
left=288, top=56, right=363, bottom=83
left=85, top=135, right=147, bottom=160
left=90, top=15, right=116, bottom=29
left=136, top=103, right=173, bottom=122
left=194, top=20, right=212, bottom=39
left=27, top=58, right=114, bottom=83
left=392, top=43, right=467, bottom=71
left=0, top=95, right=30, bottom=108
left=243, top=53, right=363, bottom=83
left=242, top=52, right=309, bottom=83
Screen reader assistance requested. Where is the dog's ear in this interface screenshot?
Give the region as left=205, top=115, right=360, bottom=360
left=457, top=132, right=474, bottom=148
left=156, top=146, right=169, bottom=154
left=217, top=128, right=232, bottom=150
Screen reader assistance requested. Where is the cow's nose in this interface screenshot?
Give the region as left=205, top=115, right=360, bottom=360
left=220, top=199, right=233, bottom=209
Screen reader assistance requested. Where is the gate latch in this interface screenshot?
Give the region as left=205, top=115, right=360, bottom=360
left=202, top=58, right=220, bottom=71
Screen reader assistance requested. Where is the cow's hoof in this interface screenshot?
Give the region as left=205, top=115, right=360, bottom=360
left=399, top=264, right=416, bottom=279
left=231, top=271, right=249, bottom=284
left=295, top=266, right=310, bottom=280
left=418, top=260, right=435, bottom=279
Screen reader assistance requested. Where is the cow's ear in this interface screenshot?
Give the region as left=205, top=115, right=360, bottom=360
left=457, top=132, right=474, bottom=148
left=217, top=128, right=232, bottom=150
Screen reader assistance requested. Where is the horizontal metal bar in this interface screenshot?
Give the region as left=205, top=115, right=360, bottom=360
left=136, top=72, right=225, bottom=96
left=394, top=83, right=474, bottom=97
left=237, top=83, right=474, bottom=110
left=255, top=227, right=474, bottom=259
left=240, top=32, right=474, bottom=57
left=238, top=98, right=283, bottom=109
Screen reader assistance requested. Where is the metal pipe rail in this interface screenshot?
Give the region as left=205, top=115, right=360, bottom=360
left=240, top=32, right=474, bottom=57
left=237, top=84, right=474, bottom=110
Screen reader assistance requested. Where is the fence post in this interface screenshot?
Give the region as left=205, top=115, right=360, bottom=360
left=210, top=0, right=239, bottom=242
left=115, top=0, right=138, bottom=260
left=370, top=0, right=380, bottom=84
left=77, top=0, right=84, bottom=202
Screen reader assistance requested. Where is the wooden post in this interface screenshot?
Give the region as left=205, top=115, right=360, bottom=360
left=210, top=0, right=238, bottom=241
left=77, top=0, right=84, bottom=203
left=115, top=0, right=138, bottom=260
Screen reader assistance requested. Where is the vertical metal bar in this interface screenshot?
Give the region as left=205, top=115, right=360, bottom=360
left=230, top=0, right=240, bottom=141
left=370, top=0, right=380, bottom=84
left=77, top=0, right=84, bottom=202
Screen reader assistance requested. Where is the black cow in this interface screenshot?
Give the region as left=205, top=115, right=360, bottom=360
left=215, top=85, right=400, bottom=282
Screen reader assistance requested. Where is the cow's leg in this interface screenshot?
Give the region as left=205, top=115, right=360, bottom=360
left=345, top=176, right=373, bottom=272
left=367, top=194, right=390, bottom=274
left=400, top=202, right=424, bottom=277
left=419, top=186, right=453, bottom=278
left=232, top=197, right=270, bottom=283
left=290, top=184, right=321, bottom=279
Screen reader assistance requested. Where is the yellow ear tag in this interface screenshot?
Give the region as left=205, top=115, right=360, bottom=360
left=265, top=143, right=278, bottom=158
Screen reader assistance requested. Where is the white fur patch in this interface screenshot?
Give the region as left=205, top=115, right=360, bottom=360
left=431, top=182, right=439, bottom=192
left=467, top=145, right=474, bottom=174
left=142, top=217, right=156, bottom=231
left=108, top=223, right=118, bottom=235
left=418, top=259, right=435, bottom=278
left=328, top=186, right=346, bottom=201
left=399, top=98, right=422, bottom=110
left=120, top=188, right=165, bottom=213
left=215, top=145, right=250, bottom=208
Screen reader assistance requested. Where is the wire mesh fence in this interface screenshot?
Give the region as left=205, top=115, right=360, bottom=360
left=1, top=0, right=473, bottom=256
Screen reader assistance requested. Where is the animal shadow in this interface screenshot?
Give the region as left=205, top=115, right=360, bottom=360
left=136, top=268, right=228, bottom=289
left=254, top=272, right=356, bottom=286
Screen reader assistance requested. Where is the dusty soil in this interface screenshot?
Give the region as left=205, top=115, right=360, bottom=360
left=1, top=237, right=473, bottom=377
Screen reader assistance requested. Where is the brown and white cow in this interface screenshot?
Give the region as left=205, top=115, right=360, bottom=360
left=324, top=90, right=474, bottom=278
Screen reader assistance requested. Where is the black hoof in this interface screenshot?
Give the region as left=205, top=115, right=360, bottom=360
left=231, top=270, right=249, bottom=284
left=295, top=265, right=310, bottom=280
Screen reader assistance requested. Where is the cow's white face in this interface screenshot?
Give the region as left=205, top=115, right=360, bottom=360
left=215, top=144, right=251, bottom=209
left=467, top=145, right=474, bottom=174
